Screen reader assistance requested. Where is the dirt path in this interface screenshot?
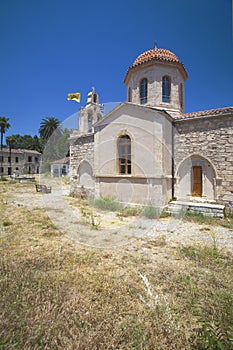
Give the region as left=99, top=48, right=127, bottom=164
left=9, top=184, right=233, bottom=251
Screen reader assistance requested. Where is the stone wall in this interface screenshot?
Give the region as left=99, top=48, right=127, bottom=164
left=1, top=149, right=41, bottom=175
left=174, top=114, right=233, bottom=208
left=70, top=134, right=94, bottom=194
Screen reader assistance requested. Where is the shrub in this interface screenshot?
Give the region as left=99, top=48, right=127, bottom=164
left=3, top=221, right=13, bottom=227
left=184, top=212, right=218, bottom=225
left=141, top=205, right=161, bottom=219
left=118, top=206, right=141, bottom=217
left=0, top=176, right=8, bottom=182
left=90, top=197, right=123, bottom=211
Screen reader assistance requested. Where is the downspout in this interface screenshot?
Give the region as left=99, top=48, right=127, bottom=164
left=172, top=121, right=175, bottom=199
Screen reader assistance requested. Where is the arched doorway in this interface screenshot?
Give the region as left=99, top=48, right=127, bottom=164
left=78, top=161, right=94, bottom=189
left=176, top=155, right=216, bottom=201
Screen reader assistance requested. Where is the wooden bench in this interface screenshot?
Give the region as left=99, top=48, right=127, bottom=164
left=35, top=184, right=52, bottom=193
left=14, top=176, right=35, bottom=183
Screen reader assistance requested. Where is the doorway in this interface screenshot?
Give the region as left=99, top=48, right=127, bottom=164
left=192, top=166, right=202, bottom=197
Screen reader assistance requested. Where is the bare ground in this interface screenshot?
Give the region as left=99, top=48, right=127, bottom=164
left=7, top=181, right=233, bottom=252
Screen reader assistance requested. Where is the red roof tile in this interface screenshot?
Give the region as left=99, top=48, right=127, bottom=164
left=50, top=157, right=70, bottom=164
left=178, top=106, right=233, bottom=119
left=2, top=148, right=41, bottom=154
left=132, top=48, right=180, bottom=67
left=124, top=47, right=188, bottom=84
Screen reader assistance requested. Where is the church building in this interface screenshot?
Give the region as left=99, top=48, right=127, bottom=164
left=69, top=45, right=233, bottom=213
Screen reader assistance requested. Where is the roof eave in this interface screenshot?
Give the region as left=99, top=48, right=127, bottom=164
left=124, top=60, right=188, bottom=85
left=95, top=102, right=174, bottom=128
left=175, top=111, right=233, bottom=122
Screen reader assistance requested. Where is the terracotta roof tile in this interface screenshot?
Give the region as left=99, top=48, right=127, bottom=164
left=51, top=157, right=70, bottom=164
left=132, top=48, right=180, bottom=67
left=177, top=107, right=233, bottom=120
left=2, top=148, right=41, bottom=154
left=124, top=47, right=188, bottom=83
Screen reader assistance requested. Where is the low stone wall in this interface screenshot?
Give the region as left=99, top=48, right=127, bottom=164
left=167, top=201, right=225, bottom=218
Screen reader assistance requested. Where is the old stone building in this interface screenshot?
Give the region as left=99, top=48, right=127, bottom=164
left=70, top=45, right=233, bottom=214
left=0, top=148, right=41, bottom=176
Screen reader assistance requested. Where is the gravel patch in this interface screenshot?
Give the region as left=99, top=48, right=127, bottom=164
left=12, top=190, right=233, bottom=251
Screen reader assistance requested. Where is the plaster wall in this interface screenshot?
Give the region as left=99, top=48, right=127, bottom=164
left=127, top=63, right=185, bottom=117
left=98, top=177, right=170, bottom=206
left=95, top=105, right=172, bottom=179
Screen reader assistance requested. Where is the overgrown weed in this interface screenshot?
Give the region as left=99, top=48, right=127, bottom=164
left=90, top=197, right=123, bottom=212
left=141, top=205, right=161, bottom=219
left=0, top=182, right=232, bottom=349
left=184, top=211, right=233, bottom=229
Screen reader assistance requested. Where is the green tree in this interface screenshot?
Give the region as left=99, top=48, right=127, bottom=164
left=56, top=128, right=71, bottom=158
left=39, top=117, right=61, bottom=141
left=6, top=135, right=17, bottom=176
left=41, top=127, right=71, bottom=173
left=39, top=117, right=61, bottom=163
left=31, top=135, right=43, bottom=152
left=0, top=117, right=11, bottom=177
left=6, top=134, right=42, bottom=152
left=0, top=117, right=11, bottom=150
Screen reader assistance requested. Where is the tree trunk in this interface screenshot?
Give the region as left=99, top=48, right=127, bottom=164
left=0, top=131, right=3, bottom=177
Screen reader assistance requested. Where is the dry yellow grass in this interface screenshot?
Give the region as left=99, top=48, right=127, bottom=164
left=0, top=181, right=232, bottom=349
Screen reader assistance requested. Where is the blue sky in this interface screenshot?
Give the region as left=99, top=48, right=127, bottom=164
left=1, top=0, right=232, bottom=138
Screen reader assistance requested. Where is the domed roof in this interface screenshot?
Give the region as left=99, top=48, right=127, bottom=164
left=132, top=48, right=180, bottom=67
left=124, top=46, right=188, bottom=84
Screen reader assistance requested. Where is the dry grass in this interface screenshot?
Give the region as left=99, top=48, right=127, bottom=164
left=0, top=182, right=232, bottom=349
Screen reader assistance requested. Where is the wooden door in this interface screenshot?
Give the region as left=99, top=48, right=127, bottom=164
left=192, top=166, right=202, bottom=197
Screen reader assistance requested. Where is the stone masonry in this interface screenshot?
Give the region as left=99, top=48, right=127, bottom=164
left=174, top=114, right=233, bottom=209
left=70, top=133, right=94, bottom=194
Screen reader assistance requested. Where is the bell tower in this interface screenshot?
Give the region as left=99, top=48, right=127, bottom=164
left=79, top=87, right=103, bottom=133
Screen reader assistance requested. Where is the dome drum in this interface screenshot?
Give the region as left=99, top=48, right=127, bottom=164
left=124, top=48, right=188, bottom=85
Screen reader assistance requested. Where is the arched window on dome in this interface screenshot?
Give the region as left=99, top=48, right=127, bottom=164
left=140, top=78, right=148, bottom=104
left=179, top=83, right=184, bottom=111
left=162, top=76, right=171, bottom=103
left=128, top=87, right=132, bottom=102
left=117, top=135, right=131, bottom=175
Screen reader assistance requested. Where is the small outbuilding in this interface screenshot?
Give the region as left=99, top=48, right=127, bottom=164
left=51, top=157, right=70, bottom=177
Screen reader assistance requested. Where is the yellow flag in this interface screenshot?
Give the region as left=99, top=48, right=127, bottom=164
left=67, top=92, right=81, bottom=103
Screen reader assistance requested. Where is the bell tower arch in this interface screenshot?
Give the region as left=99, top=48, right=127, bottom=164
left=79, top=87, right=103, bottom=134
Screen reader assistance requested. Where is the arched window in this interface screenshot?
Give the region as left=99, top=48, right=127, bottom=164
left=128, top=87, right=132, bottom=102
left=162, top=76, right=171, bottom=103
left=179, top=83, right=184, bottom=110
left=93, top=93, right=97, bottom=103
left=140, top=78, right=148, bottom=104
left=117, top=135, right=131, bottom=175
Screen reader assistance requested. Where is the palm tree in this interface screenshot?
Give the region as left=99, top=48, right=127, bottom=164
left=30, top=135, right=43, bottom=153
left=6, top=135, right=16, bottom=176
left=0, top=117, right=11, bottom=150
left=39, top=117, right=61, bottom=141
left=0, top=117, right=11, bottom=177
left=39, top=117, right=61, bottom=163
